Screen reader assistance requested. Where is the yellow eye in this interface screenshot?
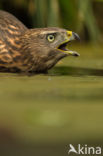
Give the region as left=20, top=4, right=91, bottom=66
left=47, top=34, right=55, bottom=42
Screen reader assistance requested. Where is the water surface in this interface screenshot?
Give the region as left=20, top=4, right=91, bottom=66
left=0, top=45, right=103, bottom=156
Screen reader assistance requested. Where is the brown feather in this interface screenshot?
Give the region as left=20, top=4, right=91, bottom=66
left=0, top=10, right=79, bottom=74
left=0, top=10, right=28, bottom=72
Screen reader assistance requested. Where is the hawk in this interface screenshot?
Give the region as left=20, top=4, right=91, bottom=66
left=0, top=10, right=80, bottom=74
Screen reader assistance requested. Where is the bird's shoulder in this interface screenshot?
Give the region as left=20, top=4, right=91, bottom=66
left=0, top=10, right=28, bottom=41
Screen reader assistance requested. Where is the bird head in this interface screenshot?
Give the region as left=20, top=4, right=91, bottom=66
left=21, top=27, right=80, bottom=72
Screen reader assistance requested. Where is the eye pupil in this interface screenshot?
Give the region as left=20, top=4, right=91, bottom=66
left=50, top=36, right=53, bottom=39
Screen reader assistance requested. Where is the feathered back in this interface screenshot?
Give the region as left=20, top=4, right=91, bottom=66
left=0, top=10, right=28, bottom=70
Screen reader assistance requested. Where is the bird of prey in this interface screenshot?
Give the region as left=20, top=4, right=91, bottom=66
left=0, top=10, right=80, bottom=74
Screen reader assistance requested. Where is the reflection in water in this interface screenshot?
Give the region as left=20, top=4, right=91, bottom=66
left=50, top=66, right=103, bottom=76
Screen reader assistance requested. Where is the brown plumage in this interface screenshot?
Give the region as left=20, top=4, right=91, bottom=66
left=0, top=10, right=80, bottom=74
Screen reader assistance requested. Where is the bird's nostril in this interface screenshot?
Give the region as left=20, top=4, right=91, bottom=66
left=67, top=31, right=72, bottom=37
left=68, top=34, right=71, bottom=37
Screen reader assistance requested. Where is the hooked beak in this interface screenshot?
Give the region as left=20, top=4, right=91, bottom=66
left=69, top=31, right=80, bottom=41
left=57, top=31, right=80, bottom=57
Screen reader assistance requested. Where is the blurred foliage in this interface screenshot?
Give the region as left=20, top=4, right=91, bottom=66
left=77, top=0, right=100, bottom=42
left=0, top=0, right=103, bottom=42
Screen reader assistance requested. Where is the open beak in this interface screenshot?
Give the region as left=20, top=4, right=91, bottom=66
left=57, top=31, right=80, bottom=56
